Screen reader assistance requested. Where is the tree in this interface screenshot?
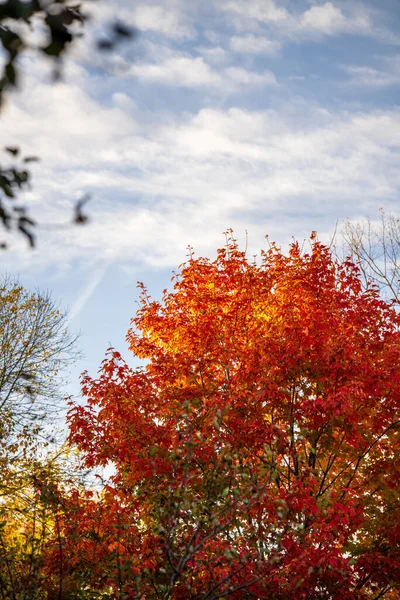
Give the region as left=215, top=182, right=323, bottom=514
left=339, top=210, right=400, bottom=304
left=0, top=446, right=84, bottom=600
left=60, top=234, right=400, bottom=599
left=0, top=277, right=77, bottom=432
left=0, top=278, right=80, bottom=599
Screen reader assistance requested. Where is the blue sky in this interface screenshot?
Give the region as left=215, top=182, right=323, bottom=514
left=2, top=0, right=400, bottom=394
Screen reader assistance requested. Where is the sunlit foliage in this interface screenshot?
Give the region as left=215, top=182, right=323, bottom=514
left=61, top=234, right=400, bottom=599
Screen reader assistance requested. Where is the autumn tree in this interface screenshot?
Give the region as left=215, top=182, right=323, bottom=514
left=0, top=278, right=80, bottom=599
left=61, top=234, right=400, bottom=599
left=0, top=447, right=86, bottom=600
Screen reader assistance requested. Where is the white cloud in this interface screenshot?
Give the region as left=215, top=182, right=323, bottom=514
left=223, top=66, right=277, bottom=86
left=132, top=5, right=195, bottom=39
left=344, top=66, right=397, bottom=87
left=343, top=58, right=400, bottom=87
left=222, top=0, right=377, bottom=41
left=81, top=1, right=196, bottom=40
left=130, top=55, right=222, bottom=87
left=129, top=54, right=277, bottom=90
left=298, top=2, right=370, bottom=36
left=1, top=76, right=137, bottom=169
left=230, top=34, right=281, bottom=54
left=3, top=66, right=400, bottom=273
left=224, top=0, right=289, bottom=25
left=196, top=46, right=230, bottom=65
left=2, top=1, right=400, bottom=271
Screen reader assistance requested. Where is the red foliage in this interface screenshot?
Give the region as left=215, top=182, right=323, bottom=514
left=60, top=235, right=400, bottom=599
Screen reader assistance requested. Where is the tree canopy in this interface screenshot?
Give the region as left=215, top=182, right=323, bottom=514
left=58, top=234, right=400, bottom=599
left=0, top=278, right=80, bottom=600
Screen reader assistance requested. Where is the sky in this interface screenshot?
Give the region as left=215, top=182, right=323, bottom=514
left=2, top=0, right=400, bottom=394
